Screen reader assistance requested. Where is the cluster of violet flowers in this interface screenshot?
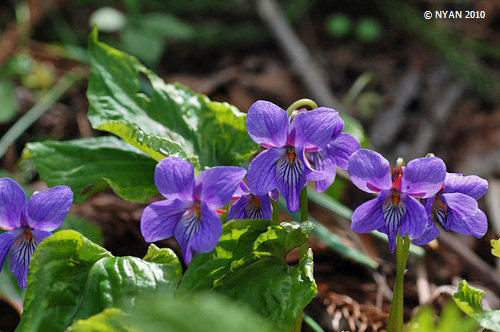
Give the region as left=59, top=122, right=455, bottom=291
left=140, top=99, right=488, bottom=265
left=0, top=99, right=488, bottom=290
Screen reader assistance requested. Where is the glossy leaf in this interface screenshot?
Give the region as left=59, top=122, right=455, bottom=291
left=179, top=219, right=317, bottom=331
left=453, top=280, right=485, bottom=316
left=23, top=136, right=158, bottom=203
left=87, top=27, right=256, bottom=170
left=16, top=231, right=182, bottom=331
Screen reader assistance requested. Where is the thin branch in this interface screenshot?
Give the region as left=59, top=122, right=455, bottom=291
left=256, top=0, right=340, bottom=109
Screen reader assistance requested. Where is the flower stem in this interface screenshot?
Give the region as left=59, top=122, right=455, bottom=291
left=386, top=234, right=411, bottom=332
left=292, top=187, right=309, bottom=332
left=271, top=199, right=280, bottom=224
left=286, top=98, right=318, bottom=116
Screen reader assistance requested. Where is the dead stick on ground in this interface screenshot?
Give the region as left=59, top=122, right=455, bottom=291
left=256, top=0, right=340, bottom=109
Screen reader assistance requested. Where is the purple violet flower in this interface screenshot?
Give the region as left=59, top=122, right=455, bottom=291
left=348, top=149, right=446, bottom=252
left=227, top=181, right=279, bottom=221
left=246, top=100, right=347, bottom=213
left=0, top=178, right=73, bottom=288
left=413, top=172, right=488, bottom=245
left=140, top=157, right=246, bottom=264
left=309, top=115, right=360, bottom=192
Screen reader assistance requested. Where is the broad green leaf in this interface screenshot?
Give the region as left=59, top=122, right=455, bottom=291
left=0, top=79, right=18, bottom=123
left=132, top=292, right=273, bottom=332
left=407, top=302, right=477, bottom=332
left=23, top=136, right=158, bottom=203
left=61, top=214, right=104, bottom=246
left=179, top=219, right=317, bottom=331
left=453, top=280, right=485, bottom=316
left=68, top=293, right=273, bottom=332
left=17, top=230, right=182, bottom=331
left=87, top=27, right=256, bottom=170
left=491, top=238, right=500, bottom=258
left=66, top=308, right=135, bottom=332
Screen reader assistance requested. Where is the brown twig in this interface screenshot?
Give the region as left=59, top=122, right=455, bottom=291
left=256, top=0, right=340, bottom=109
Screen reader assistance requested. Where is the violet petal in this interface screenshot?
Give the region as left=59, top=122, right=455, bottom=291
left=348, top=149, right=392, bottom=193
left=140, top=199, right=191, bottom=242
left=401, top=157, right=446, bottom=198
left=227, top=194, right=251, bottom=221
left=325, top=133, right=361, bottom=170
left=443, top=192, right=487, bottom=238
left=189, top=203, right=222, bottom=254
left=246, top=100, right=289, bottom=148
left=0, top=178, right=27, bottom=230
left=0, top=229, right=23, bottom=273
left=398, top=195, right=428, bottom=240
left=27, top=186, right=73, bottom=231
left=247, top=148, right=285, bottom=195
left=276, top=153, right=307, bottom=213
left=196, top=166, right=246, bottom=209
left=288, top=108, right=339, bottom=149
left=154, top=157, right=195, bottom=201
left=351, top=193, right=388, bottom=233
left=443, top=173, right=488, bottom=200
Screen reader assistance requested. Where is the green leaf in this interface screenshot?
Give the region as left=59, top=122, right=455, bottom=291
left=17, top=230, right=182, bottom=331
left=66, top=308, right=135, bottom=332
left=453, top=280, right=485, bottom=316
left=472, top=310, right=500, bottom=331
left=491, top=238, right=500, bottom=258
left=132, top=292, right=273, bottom=332
left=60, top=214, right=104, bottom=246
left=23, top=136, right=158, bottom=203
left=179, top=219, right=317, bottom=331
left=0, top=79, right=18, bottom=123
left=87, top=27, right=257, bottom=170
left=120, top=13, right=195, bottom=65
left=68, top=293, right=273, bottom=332
left=407, top=302, right=477, bottom=332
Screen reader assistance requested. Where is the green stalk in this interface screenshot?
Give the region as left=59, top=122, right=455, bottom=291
left=292, top=187, right=309, bottom=332
left=396, top=235, right=411, bottom=331
left=286, top=99, right=318, bottom=116
left=271, top=199, right=280, bottom=224
left=386, top=235, right=411, bottom=332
